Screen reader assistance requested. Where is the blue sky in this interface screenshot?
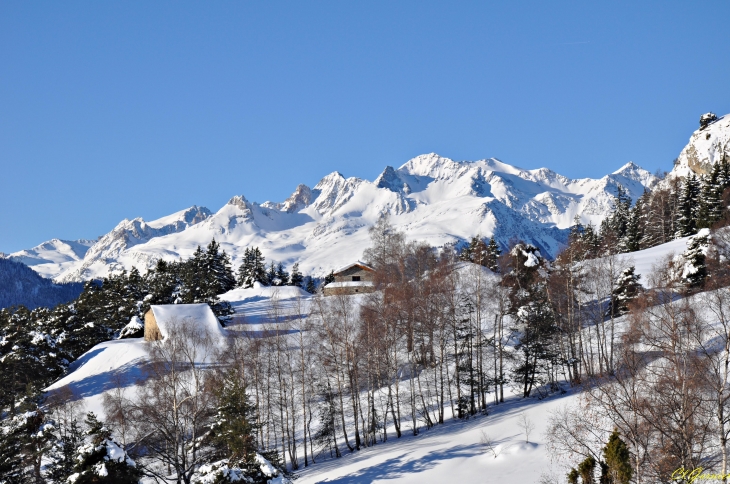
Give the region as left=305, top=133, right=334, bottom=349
left=1, top=1, right=729, bottom=252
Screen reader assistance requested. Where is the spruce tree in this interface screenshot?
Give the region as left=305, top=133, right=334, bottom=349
left=289, top=263, right=304, bottom=287
left=251, top=248, right=267, bottom=285
left=682, top=231, right=709, bottom=288
left=567, top=468, right=580, bottom=484
left=676, top=174, right=700, bottom=237
left=210, top=371, right=260, bottom=467
left=485, top=237, right=502, bottom=272
left=275, top=263, right=290, bottom=286
left=70, top=412, right=141, bottom=484
left=237, top=247, right=254, bottom=288
left=323, top=270, right=335, bottom=286
left=603, top=429, right=632, bottom=484
left=266, top=262, right=277, bottom=286
left=204, top=239, right=236, bottom=295
left=577, top=455, right=596, bottom=484
left=621, top=199, right=643, bottom=253
left=608, top=266, right=642, bottom=317
left=697, top=161, right=727, bottom=229
left=305, top=276, right=317, bottom=294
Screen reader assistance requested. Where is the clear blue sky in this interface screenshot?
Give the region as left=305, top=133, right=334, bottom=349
left=1, top=1, right=729, bottom=252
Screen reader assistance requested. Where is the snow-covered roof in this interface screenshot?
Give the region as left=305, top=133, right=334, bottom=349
left=334, top=261, right=374, bottom=274
left=149, top=304, right=227, bottom=341
left=326, top=281, right=375, bottom=288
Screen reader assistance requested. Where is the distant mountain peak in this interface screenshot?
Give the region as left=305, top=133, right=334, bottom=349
left=13, top=153, right=665, bottom=283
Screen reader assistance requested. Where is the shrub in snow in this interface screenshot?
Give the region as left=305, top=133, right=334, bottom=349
left=66, top=413, right=140, bottom=484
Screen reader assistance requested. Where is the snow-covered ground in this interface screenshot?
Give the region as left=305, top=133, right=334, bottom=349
left=295, top=390, right=579, bottom=484
left=42, top=231, right=718, bottom=483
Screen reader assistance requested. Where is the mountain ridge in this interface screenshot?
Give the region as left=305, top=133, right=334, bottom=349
left=8, top=153, right=659, bottom=283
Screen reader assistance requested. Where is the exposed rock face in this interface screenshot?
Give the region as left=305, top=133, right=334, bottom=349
left=673, top=113, right=730, bottom=177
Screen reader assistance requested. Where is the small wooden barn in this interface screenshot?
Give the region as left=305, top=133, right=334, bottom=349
left=143, top=304, right=226, bottom=342
left=323, top=261, right=376, bottom=296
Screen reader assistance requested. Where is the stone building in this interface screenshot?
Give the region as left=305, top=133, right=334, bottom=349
left=323, top=261, right=376, bottom=296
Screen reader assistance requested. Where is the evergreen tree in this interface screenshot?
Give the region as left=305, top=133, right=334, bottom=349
left=266, top=262, right=277, bottom=286
left=48, top=417, right=84, bottom=483
left=608, top=266, right=642, bottom=317
left=323, top=270, right=335, bottom=286
left=602, top=186, right=632, bottom=242
left=603, top=429, right=632, bottom=484
left=567, top=468, right=580, bottom=484
left=237, top=248, right=254, bottom=288
left=69, top=413, right=141, bottom=484
left=459, top=241, right=473, bottom=262
left=204, top=239, right=237, bottom=295
left=621, top=198, right=644, bottom=253
left=577, top=455, right=596, bottom=484
left=676, top=173, right=700, bottom=237
left=697, top=160, right=730, bottom=228
left=275, top=263, right=290, bottom=286
left=289, top=263, right=304, bottom=287
left=682, top=231, right=709, bottom=288
left=503, top=243, right=558, bottom=398
left=251, top=248, right=267, bottom=285
left=0, top=404, right=55, bottom=484
left=485, top=237, right=502, bottom=272
left=304, top=276, right=317, bottom=294
left=210, top=371, right=260, bottom=467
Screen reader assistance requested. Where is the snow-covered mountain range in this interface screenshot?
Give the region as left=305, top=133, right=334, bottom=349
left=6, top=113, right=727, bottom=283
left=6, top=156, right=656, bottom=283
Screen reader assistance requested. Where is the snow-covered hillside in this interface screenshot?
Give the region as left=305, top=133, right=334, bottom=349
left=672, top=112, right=730, bottom=177
left=13, top=154, right=657, bottom=283
left=7, top=238, right=96, bottom=279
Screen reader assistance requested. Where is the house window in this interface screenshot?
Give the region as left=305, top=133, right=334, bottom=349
left=352, top=276, right=361, bottom=281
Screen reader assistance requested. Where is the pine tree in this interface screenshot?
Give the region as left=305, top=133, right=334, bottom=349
left=266, top=262, right=277, bottom=286
left=603, top=429, right=632, bottom=484
left=210, top=371, right=260, bottom=467
left=305, top=276, right=316, bottom=294
left=485, top=237, right=502, bottom=272
left=621, top=199, right=644, bottom=253
left=577, top=455, right=596, bottom=484
left=567, top=468, right=580, bottom=484
left=48, top=415, right=85, bottom=483
left=697, top=161, right=727, bottom=229
left=504, top=243, right=558, bottom=398
left=289, top=263, right=304, bottom=287
left=608, top=266, right=642, bottom=317
left=237, top=248, right=254, bottom=288
left=601, top=185, right=632, bottom=247
left=459, top=241, right=473, bottom=262
left=69, top=412, right=141, bottom=484
left=251, top=248, right=267, bottom=285
left=204, top=239, right=236, bottom=295
left=275, top=263, right=290, bottom=286
left=682, top=231, right=709, bottom=288
left=323, top=270, right=335, bottom=286
left=676, top=174, right=700, bottom=237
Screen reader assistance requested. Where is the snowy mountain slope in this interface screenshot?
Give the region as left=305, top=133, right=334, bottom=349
left=55, top=206, right=211, bottom=282
left=672, top=112, right=730, bottom=177
left=7, top=238, right=96, bottom=279
left=17, top=154, right=657, bottom=283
